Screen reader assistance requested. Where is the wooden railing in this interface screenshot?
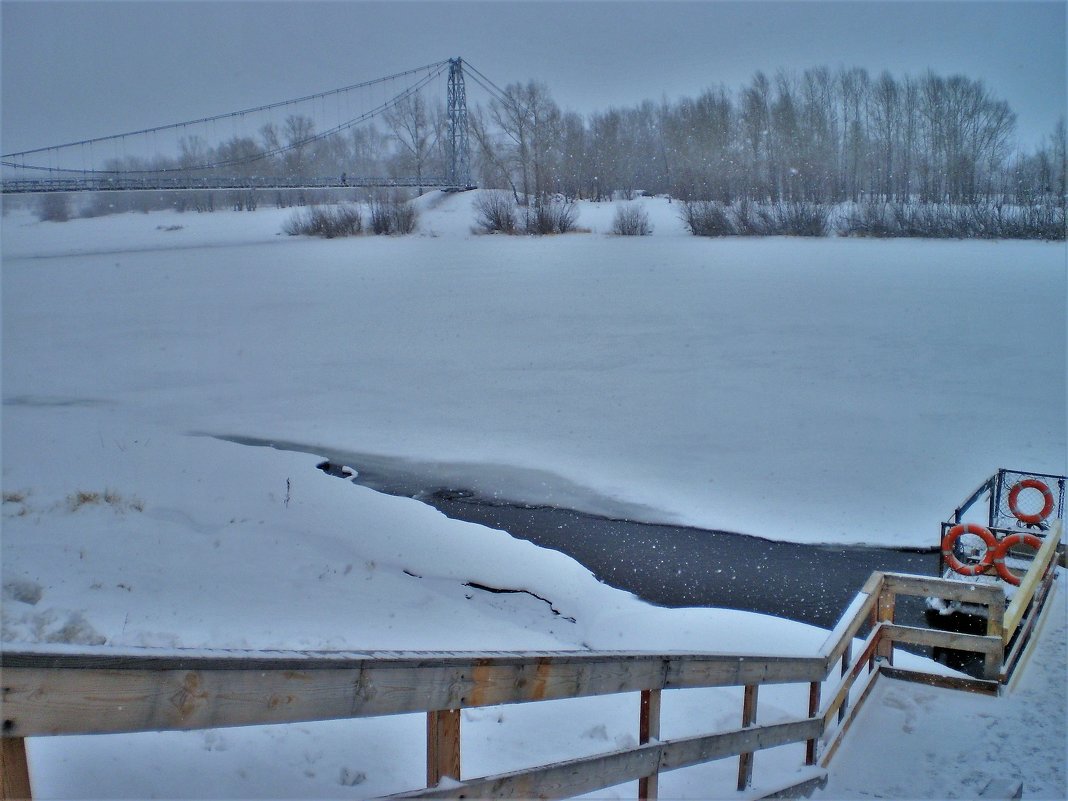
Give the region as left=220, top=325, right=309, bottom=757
left=1, top=534, right=1060, bottom=800
left=1001, top=521, right=1062, bottom=679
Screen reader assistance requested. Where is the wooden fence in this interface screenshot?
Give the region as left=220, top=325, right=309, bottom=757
left=1, top=523, right=1060, bottom=800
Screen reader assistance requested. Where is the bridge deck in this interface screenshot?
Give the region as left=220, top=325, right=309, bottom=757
left=0, top=176, right=463, bottom=193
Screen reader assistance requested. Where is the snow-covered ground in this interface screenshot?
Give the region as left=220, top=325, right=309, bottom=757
left=2, top=193, right=1065, bottom=798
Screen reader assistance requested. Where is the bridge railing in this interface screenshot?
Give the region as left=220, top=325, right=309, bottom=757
left=0, top=175, right=451, bottom=194
left=2, top=550, right=1059, bottom=800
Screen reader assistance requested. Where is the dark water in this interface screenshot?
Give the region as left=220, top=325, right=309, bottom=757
left=310, top=457, right=940, bottom=631
left=424, top=489, right=940, bottom=631
left=211, top=437, right=945, bottom=632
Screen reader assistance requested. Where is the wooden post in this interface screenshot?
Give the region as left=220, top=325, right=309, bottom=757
left=984, top=587, right=1006, bottom=682
left=1, top=737, right=32, bottom=801
left=867, top=600, right=879, bottom=672
left=638, top=689, right=661, bottom=800
left=736, top=684, right=758, bottom=791
left=875, top=587, right=895, bottom=665
left=426, top=710, right=460, bottom=788
left=805, top=681, right=820, bottom=766
left=838, top=640, right=853, bottom=724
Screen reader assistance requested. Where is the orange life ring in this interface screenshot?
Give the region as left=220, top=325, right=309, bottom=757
left=991, top=533, right=1043, bottom=586
left=941, top=524, right=997, bottom=576
left=1007, top=479, right=1055, bottom=526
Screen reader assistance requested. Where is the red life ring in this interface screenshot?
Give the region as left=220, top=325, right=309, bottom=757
left=1007, top=479, right=1055, bottom=526
left=991, top=533, right=1043, bottom=586
left=941, top=524, right=997, bottom=576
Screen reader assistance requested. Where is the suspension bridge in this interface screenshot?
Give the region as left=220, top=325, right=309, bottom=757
left=1, top=57, right=510, bottom=195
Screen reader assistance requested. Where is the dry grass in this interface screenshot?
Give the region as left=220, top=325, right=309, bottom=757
left=67, top=489, right=143, bottom=513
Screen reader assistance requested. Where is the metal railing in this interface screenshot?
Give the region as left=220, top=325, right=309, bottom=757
left=0, top=175, right=455, bottom=194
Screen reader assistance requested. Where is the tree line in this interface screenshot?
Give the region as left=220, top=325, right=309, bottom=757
left=473, top=67, right=1064, bottom=207
left=84, top=64, right=1066, bottom=209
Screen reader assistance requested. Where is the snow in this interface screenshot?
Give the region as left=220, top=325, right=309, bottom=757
left=2, top=193, right=1065, bottom=798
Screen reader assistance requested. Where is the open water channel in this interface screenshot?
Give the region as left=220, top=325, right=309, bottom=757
left=219, top=435, right=943, bottom=633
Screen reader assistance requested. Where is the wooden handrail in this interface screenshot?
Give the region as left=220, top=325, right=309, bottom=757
left=1003, top=520, right=1062, bottom=643
left=0, top=649, right=825, bottom=738
left=386, top=718, right=823, bottom=799
left=3, top=560, right=1059, bottom=800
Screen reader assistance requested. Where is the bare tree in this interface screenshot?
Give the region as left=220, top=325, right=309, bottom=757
left=870, top=72, right=899, bottom=201
left=283, top=114, right=316, bottom=177
left=488, top=81, right=562, bottom=204
left=383, top=93, right=441, bottom=194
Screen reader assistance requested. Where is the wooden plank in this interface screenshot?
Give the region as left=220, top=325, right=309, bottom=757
left=663, top=656, right=826, bottom=689
left=1002, top=564, right=1059, bottom=681
left=860, top=572, right=885, bottom=596
left=837, top=641, right=853, bottom=725
left=638, top=689, right=661, bottom=801
left=818, top=589, right=877, bottom=669
left=391, top=738, right=659, bottom=800
left=387, top=718, right=822, bottom=800
left=818, top=666, right=881, bottom=768
left=658, top=717, right=821, bottom=772
left=880, top=624, right=1002, bottom=657
left=1, top=650, right=825, bottom=737
left=1003, top=522, right=1061, bottom=642
left=426, top=710, right=460, bottom=787
left=736, top=684, right=759, bottom=791
left=877, top=666, right=999, bottom=696
left=805, top=681, right=821, bottom=766
left=1, top=737, right=32, bottom=801
left=875, top=588, right=895, bottom=663
left=880, top=573, right=1005, bottom=606
left=985, top=591, right=1005, bottom=643
left=821, top=626, right=881, bottom=730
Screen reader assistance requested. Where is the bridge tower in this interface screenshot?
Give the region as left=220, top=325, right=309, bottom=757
left=446, top=57, right=472, bottom=189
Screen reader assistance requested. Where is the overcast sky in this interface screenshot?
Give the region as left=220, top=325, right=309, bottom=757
left=2, top=0, right=1065, bottom=158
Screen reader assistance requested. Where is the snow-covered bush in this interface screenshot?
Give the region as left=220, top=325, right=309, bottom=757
left=762, top=202, right=829, bottom=236
left=282, top=204, right=363, bottom=238
left=37, top=192, right=72, bottom=222
left=611, top=203, right=653, bottom=236
left=841, top=201, right=1066, bottom=241
left=681, top=200, right=735, bottom=236
left=525, top=197, right=578, bottom=235
left=473, top=190, right=518, bottom=234
left=368, top=194, right=418, bottom=235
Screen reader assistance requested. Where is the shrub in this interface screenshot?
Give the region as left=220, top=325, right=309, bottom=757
left=368, top=193, right=418, bottom=235
left=473, top=191, right=518, bottom=234
left=841, top=201, right=1065, bottom=241
left=283, top=204, right=363, bottom=238
left=681, top=200, right=735, bottom=236
left=762, top=202, right=829, bottom=237
left=524, top=197, right=578, bottom=235
left=1016, top=202, right=1066, bottom=241
left=842, top=201, right=895, bottom=237
left=37, top=192, right=72, bottom=222
left=611, top=203, right=653, bottom=236
left=390, top=198, right=418, bottom=234
left=730, top=198, right=766, bottom=235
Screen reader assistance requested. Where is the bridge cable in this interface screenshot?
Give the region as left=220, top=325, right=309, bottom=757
left=2, top=63, right=449, bottom=175
left=1, top=60, right=450, bottom=160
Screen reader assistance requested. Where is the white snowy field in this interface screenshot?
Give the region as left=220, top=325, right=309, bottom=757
left=1, top=193, right=1065, bottom=799
left=3, top=194, right=1064, bottom=546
